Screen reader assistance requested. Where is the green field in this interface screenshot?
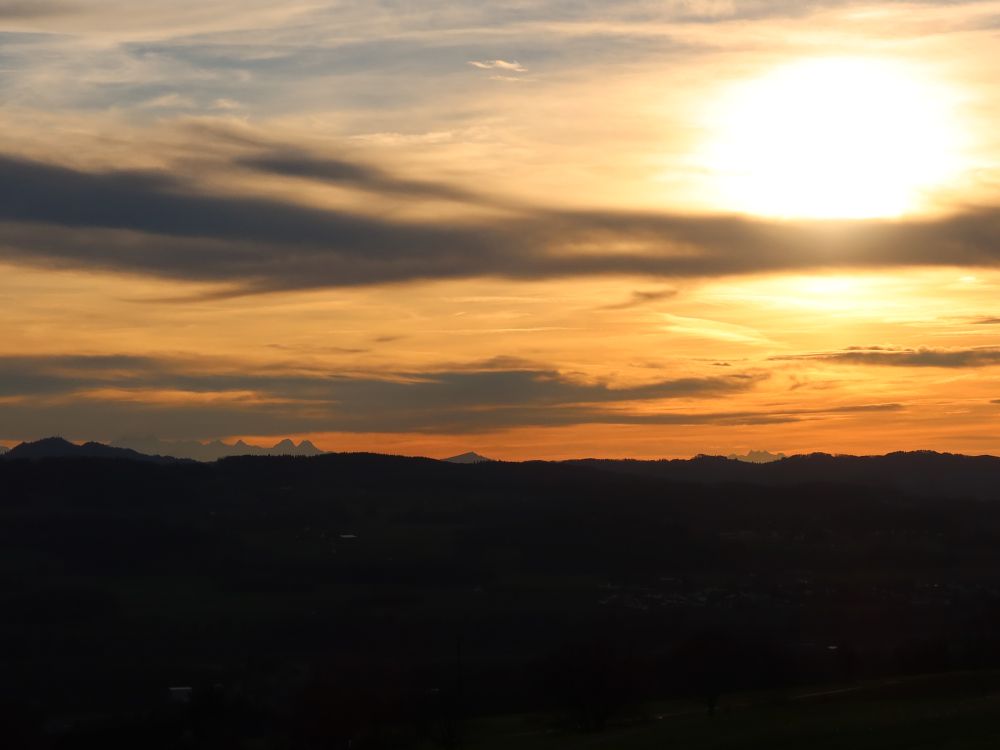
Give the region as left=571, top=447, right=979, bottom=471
left=442, top=672, right=1000, bottom=750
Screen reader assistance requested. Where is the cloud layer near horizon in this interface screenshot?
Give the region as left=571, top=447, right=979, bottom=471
left=779, top=346, right=1000, bottom=367
left=0, top=353, right=774, bottom=435
left=0, top=350, right=919, bottom=452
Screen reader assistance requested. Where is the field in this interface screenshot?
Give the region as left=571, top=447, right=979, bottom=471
left=451, top=672, right=1000, bottom=750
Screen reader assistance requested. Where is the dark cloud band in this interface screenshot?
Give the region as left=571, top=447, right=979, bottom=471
left=775, top=346, right=1000, bottom=368
left=0, top=354, right=765, bottom=436
left=3, top=153, right=1000, bottom=293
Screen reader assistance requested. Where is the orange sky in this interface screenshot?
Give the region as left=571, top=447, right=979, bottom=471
left=1, top=1, right=1000, bottom=459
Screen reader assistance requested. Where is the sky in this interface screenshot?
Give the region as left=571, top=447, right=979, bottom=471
left=2, top=0, right=1000, bottom=459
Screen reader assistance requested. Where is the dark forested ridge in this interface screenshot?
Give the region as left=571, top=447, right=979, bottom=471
left=570, top=450, right=1000, bottom=500
left=1, top=437, right=184, bottom=464
left=4, top=450, right=1000, bottom=748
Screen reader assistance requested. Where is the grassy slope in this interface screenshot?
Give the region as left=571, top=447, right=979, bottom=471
left=447, top=672, right=1000, bottom=749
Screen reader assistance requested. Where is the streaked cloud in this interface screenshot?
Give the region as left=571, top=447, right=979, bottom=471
left=0, top=352, right=768, bottom=437
left=236, top=149, right=489, bottom=203
left=777, top=346, right=1000, bottom=368
left=5, top=151, right=1000, bottom=294
left=469, top=59, right=526, bottom=72
left=600, top=289, right=677, bottom=310
left=0, top=0, right=73, bottom=18
left=0, top=348, right=909, bottom=441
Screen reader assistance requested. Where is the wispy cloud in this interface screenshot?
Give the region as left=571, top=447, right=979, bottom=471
left=0, top=0, right=73, bottom=19
left=469, top=59, right=526, bottom=72
left=0, top=353, right=766, bottom=437
left=140, top=92, right=196, bottom=109
left=0, top=349, right=904, bottom=440
left=776, top=346, right=1000, bottom=368
left=600, top=289, right=677, bottom=310
left=236, top=148, right=489, bottom=204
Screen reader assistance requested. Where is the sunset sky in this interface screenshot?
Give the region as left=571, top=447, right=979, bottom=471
left=2, top=0, right=1000, bottom=459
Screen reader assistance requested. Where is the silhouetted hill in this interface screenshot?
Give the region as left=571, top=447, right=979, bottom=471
left=3, top=436, right=181, bottom=464
left=5, top=448, right=1000, bottom=746
left=443, top=451, right=493, bottom=463
left=111, top=435, right=326, bottom=461
left=569, top=450, right=1000, bottom=500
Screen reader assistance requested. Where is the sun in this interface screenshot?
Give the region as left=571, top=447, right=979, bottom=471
left=702, top=57, right=963, bottom=219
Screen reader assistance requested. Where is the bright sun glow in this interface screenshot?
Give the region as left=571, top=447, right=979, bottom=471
left=703, top=58, right=964, bottom=219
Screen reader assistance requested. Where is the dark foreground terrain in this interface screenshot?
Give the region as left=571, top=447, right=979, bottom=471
left=3, top=450, right=1000, bottom=747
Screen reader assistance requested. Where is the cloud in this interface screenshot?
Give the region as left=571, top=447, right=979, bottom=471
left=600, top=289, right=677, bottom=310
left=265, top=343, right=369, bottom=355
left=237, top=149, right=487, bottom=204
left=776, top=346, right=1000, bottom=368
left=0, top=1, right=324, bottom=36
left=0, top=0, right=72, bottom=18
left=0, top=398, right=894, bottom=442
left=0, top=354, right=162, bottom=396
left=140, top=92, right=196, bottom=109
left=0, top=353, right=769, bottom=437
left=469, top=59, right=526, bottom=72
left=5, top=152, right=1000, bottom=294
left=0, top=353, right=911, bottom=440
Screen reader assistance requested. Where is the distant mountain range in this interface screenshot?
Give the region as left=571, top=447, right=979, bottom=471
left=111, top=436, right=325, bottom=461
left=728, top=450, right=786, bottom=464
left=443, top=451, right=494, bottom=464
left=1, top=436, right=324, bottom=463
left=2, top=437, right=182, bottom=464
